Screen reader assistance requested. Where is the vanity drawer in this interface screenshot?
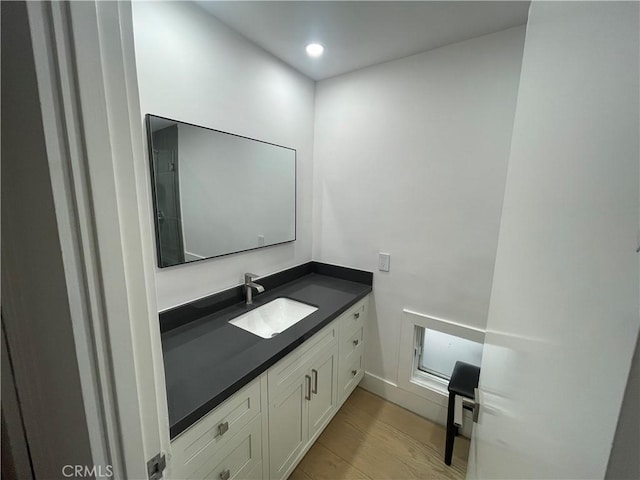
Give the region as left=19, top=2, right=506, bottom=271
left=182, top=415, right=263, bottom=480
left=340, top=326, right=363, bottom=362
left=171, top=378, right=262, bottom=478
left=338, top=351, right=364, bottom=402
left=268, top=321, right=337, bottom=392
left=340, top=298, right=367, bottom=339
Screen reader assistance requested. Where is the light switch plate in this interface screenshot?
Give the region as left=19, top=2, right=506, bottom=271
left=379, top=252, right=390, bottom=272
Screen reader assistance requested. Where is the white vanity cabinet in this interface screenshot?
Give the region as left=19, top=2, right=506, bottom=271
left=267, top=296, right=368, bottom=480
left=169, top=377, right=266, bottom=480
left=337, top=300, right=366, bottom=405
left=168, top=295, right=368, bottom=480
left=267, top=322, right=339, bottom=480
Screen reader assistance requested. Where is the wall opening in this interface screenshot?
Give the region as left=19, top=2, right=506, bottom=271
left=417, top=327, right=483, bottom=381
left=398, top=310, right=485, bottom=403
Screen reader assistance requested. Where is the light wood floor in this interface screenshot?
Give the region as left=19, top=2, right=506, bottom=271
left=289, top=388, right=469, bottom=480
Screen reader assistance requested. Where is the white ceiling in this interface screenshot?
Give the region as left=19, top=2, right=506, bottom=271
left=196, top=1, right=530, bottom=81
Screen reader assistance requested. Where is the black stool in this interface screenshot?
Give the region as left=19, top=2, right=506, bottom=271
left=444, top=361, right=480, bottom=466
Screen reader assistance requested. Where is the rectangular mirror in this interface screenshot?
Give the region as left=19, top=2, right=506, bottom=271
left=146, top=114, right=296, bottom=268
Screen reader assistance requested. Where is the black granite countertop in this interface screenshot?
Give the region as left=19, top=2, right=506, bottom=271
left=162, top=265, right=372, bottom=439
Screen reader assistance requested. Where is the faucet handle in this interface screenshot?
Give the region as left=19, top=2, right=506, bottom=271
left=244, top=272, right=260, bottom=282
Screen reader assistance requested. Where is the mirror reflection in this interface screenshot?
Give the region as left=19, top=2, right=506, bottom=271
left=146, top=114, right=296, bottom=268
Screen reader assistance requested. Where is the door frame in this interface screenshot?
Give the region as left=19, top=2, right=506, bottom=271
left=24, top=1, right=170, bottom=477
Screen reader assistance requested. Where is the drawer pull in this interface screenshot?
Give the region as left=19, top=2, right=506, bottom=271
left=305, top=374, right=312, bottom=400
left=219, top=469, right=230, bottom=480
left=352, top=339, right=359, bottom=347
left=218, top=421, right=229, bottom=437
left=354, top=312, right=360, bottom=319
left=352, top=369, right=358, bottom=377
left=312, top=369, right=318, bottom=394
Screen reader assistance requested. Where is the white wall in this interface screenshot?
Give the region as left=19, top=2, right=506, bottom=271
left=133, top=1, right=315, bottom=310
left=313, top=27, right=525, bottom=385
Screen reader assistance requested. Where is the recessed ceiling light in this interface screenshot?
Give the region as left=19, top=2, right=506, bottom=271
left=306, top=43, right=324, bottom=58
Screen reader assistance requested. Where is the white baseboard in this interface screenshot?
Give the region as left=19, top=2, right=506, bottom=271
left=359, top=371, right=473, bottom=438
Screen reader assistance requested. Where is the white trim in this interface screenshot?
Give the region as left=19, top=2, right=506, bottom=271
left=412, top=368, right=450, bottom=398
left=404, top=309, right=486, bottom=344
left=396, top=309, right=485, bottom=417
left=26, top=1, right=122, bottom=473
left=359, top=371, right=473, bottom=438
left=116, top=1, right=174, bottom=463
left=26, top=1, right=169, bottom=477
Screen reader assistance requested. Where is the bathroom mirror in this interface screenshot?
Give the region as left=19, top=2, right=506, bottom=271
left=146, top=114, right=296, bottom=268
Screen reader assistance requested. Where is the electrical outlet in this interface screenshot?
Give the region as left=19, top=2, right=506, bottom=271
left=258, top=235, right=265, bottom=246
left=379, top=252, right=390, bottom=272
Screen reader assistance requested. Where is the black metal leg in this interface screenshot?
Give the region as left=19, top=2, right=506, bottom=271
left=444, top=393, right=456, bottom=466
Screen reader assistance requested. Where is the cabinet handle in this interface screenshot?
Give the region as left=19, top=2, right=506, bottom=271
left=312, top=369, right=318, bottom=394
left=352, top=339, right=359, bottom=347
left=219, top=469, right=230, bottom=480
left=352, top=369, right=358, bottom=377
left=354, top=312, right=360, bottom=319
left=305, top=375, right=311, bottom=400
left=217, top=421, right=229, bottom=437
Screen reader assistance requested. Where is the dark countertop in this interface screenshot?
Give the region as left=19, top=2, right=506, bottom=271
left=162, top=272, right=372, bottom=439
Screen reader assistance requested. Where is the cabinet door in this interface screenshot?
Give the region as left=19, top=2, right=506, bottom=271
left=268, top=376, right=309, bottom=480
left=308, top=345, right=338, bottom=440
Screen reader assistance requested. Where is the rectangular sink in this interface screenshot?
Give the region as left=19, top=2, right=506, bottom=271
left=229, top=298, right=318, bottom=338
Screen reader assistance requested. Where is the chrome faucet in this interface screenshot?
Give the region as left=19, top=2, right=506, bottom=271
left=244, top=273, right=265, bottom=305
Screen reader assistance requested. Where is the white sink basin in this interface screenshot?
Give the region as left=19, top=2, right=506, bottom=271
left=228, top=298, right=318, bottom=338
